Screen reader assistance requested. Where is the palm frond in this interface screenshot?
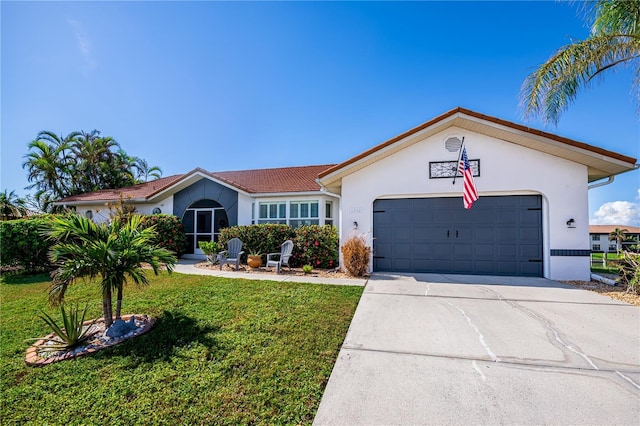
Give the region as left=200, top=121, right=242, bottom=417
left=520, top=34, right=640, bottom=124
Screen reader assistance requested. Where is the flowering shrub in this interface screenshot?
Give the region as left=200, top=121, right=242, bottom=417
left=220, top=224, right=338, bottom=268
left=220, top=224, right=295, bottom=263
left=139, top=214, right=189, bottom=257
left=291, top=225, right=339, bottom=269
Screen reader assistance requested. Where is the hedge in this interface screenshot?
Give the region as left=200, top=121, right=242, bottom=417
left=0, top=216, right=55, bottom=273
left=219, top=224, right=339, bottom=268
left=1, top=213, right=189, bottom=273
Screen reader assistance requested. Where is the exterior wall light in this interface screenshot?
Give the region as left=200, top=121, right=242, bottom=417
left=566, top=218, right=576, bottom=228
left=353, top=221, right=359, bottom=230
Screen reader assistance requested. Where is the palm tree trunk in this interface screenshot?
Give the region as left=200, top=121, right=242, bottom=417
left=115, top=286, right=123, bottom=320
left=103, top=287, right=113, bottom=328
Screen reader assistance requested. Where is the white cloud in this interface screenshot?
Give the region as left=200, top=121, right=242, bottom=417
left=592, top=200, right=640, bottom=226
left=67, top=18, right=96, bottom=71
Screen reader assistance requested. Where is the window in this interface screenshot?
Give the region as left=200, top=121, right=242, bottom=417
left=591, top=234, right=599, bottom=241
left=258, top=202, right=286, bottom=224
left=608, top=245, right=617, bottom=252
left=592, top=244, right=601, bottom=251
left=290, top=201, right=319, bottom=227
left=325, top=201, right=333, bottom=226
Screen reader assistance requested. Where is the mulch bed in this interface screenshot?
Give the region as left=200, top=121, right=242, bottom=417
left=194, top=261, right=366, bottom=280
left=562, top=277, right=639, bottom=306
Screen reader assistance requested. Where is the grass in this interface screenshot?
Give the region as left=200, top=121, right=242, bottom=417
left=0, top=271, right=363, bottom=425
left=590, top=252, right=623, bottom=275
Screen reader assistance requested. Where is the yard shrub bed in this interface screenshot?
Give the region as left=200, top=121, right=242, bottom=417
left=219, top=224, right=339, bottom=268
left=1, top=272, right=363, bottom=424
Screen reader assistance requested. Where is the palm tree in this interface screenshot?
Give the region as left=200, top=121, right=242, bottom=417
left=131, top=157, right=163, bottom=183
left=47, top=214, right=177, bottom=328
left=0, top=189, right=27, bottom=220
left=23, top=131, right=78, bottom=210
left=520, top=0, right=640, bottom=125
left=609, top=227, right=629, bottom=253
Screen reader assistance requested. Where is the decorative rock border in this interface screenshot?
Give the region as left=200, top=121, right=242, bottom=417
left=25, top=314, right=155, bottom=367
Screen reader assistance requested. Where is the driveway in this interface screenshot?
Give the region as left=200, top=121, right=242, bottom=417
left=314, top=274, right=640, bottom=425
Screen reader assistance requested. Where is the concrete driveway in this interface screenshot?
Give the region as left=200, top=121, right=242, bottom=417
left=314, top=274, right=640, bottom=425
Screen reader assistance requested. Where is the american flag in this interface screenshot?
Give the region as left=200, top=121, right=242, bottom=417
left=458, top=146, right=479, bottom=209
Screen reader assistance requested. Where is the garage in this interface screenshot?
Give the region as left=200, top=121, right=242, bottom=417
left=373, top=195, right=543, bottom=276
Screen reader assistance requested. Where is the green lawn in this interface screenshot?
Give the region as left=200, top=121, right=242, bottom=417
left=1, top=272, right=363, bottom=425
left=590, top=252, right=623, bottom=275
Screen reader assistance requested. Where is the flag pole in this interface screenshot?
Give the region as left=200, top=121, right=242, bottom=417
left=452, top=136, right=465, bottom=185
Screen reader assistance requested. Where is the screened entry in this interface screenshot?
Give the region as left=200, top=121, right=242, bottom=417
left=182, top=199, right=229, bottom=255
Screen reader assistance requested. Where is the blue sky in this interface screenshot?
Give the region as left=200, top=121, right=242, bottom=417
left=2, top=1, right=639, bottom=225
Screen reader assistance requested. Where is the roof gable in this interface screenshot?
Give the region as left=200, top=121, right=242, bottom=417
left=318, top=107, right=637, bottom=189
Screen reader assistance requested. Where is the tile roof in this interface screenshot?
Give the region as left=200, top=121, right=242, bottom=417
left=210, top=164, right=335, bottom=194
left=589, top=225, right=640, bottom=234
left=56, top=165, right=335, bottom=204
left=56, top=174, right=186, bottom=203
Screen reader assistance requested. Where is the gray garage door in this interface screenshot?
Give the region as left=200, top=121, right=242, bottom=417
left=373, top=196, right=543, bottom=276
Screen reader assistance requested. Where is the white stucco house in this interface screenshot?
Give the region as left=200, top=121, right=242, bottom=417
left=56, top=107, right=638, bottom=281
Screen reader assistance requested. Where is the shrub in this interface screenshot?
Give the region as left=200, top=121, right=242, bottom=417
left=198, top=240, right=220, bottom=264
left=0, top=216, right=54, bottom=273
left=220, top=224, right=339, bottom=268
left=291, top=225, right=339, bottom=268
left=140, top=214, right=189, bottom=257
left=220, top=224, right=296, bottom=263
left=614, top=252, right=640, bottom=295
left=341, top=234, right=371, bottom=277
left=302, top=264, right=313, bottom=274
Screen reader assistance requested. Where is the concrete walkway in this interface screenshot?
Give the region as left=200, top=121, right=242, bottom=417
left=314, top=273, right=640, bottom=425
left=174, top=258, right=367, bottom=287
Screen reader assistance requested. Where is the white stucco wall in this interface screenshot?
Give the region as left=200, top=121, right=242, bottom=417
left=74, top=197, right=174, bottom=224
left=339, top=127, right=591, bottom=281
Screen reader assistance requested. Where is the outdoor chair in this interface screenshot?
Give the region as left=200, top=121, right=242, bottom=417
left=218, top=238, right=244, bottom=270
left=266, top=240, right=294, bottom=274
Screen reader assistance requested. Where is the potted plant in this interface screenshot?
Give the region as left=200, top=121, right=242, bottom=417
left=198, top=240, right=220, bottom=265
left=247, top=250, right=263, bottom=268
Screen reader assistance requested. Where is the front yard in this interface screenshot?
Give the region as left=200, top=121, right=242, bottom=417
left=0, top=272, right=363, bottom=424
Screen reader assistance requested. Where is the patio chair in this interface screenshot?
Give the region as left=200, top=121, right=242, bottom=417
left=218, top=238, right=244, bottom=271
left=266, top=240, right=294, bottom=274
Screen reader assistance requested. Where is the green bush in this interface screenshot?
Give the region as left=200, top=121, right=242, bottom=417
left=220, top=224, right=296, bottom=263
left=291, top=225, right=339, bottom=269
left=0, top=216, right=54, bottom=273
left=219, top=224, right=339, bottom=268
left=140, top=214, right=189, bottom=257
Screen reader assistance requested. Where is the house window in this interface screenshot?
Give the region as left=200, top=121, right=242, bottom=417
left=325, top=201, right=333, bottom=226
left=592, top=244, right=600, bottom=251
left=608, top=244, right=617, bottom=252
left=258, top=202, right=286, bottom=224
left=290, top=201, right=319, bottom=228
left=591, top=235, right=599, bottom=241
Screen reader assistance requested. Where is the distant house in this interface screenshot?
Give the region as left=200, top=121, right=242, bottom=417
left=589, top=225, right=640, bottom=253
left=55, top=107, right=637, bottom=281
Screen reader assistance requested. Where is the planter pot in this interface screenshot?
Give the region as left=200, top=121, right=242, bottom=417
left=247, top=255, right=263, bottom=268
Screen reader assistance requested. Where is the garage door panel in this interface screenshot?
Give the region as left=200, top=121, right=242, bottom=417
left=373, top=196, right=542, bottom=276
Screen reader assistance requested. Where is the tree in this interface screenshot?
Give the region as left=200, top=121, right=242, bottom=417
left=47, top=214, right=177, bottom=328
left=520, top=0, right=640, bottom=125
left=22, top=129, right=163, bottom=211
left=131, top=157, right=163, bottom=183
left=0, top=189, right=27, bottom=220
left=609, top=227, right=629, bottom=253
